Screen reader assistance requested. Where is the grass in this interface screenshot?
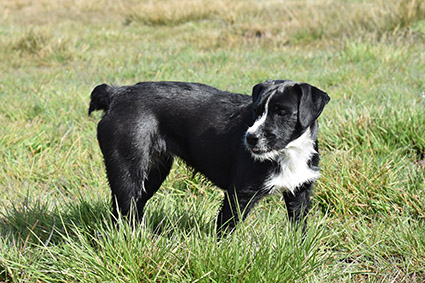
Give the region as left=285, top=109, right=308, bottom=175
left=1, top=0, right=424, bottom=281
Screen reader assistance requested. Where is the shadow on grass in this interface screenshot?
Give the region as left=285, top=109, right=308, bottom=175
left=142, top=194, right=218, bottom=238
left=0, top=196, right=217, bottom=247
left=0, top=198, right=110, bottom=247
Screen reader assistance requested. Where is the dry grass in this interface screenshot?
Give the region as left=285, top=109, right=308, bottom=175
left=122, top=0, right=425, bottom=46
left=0, top=0, right=124, bottom=24
left=2, top=0, right=424, bottom=47
left=124, top=0, right=246, bottom=26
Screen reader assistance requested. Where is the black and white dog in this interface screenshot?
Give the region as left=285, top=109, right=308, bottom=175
left=89, top=80, right=330, bottom=235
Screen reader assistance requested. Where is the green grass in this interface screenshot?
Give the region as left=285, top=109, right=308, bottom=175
left=1, top=0, right=425, bottom=281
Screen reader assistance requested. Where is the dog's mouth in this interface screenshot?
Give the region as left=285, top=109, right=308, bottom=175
left=244, top=135, right=284, bottom=162
left=244, top=139, right=262, bottom=154
left=250, top=146, right=262, bottom=154
left=245, top=142, right=273, bottom=158
left=247, top=146, right=282, bottom=162
left=244, top=133, right=269, bottom=156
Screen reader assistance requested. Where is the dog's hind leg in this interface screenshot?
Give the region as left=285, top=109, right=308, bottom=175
left=97, top=115, right=171, bottom=223
left=134, top=154, right=174, bottom=219
left=106, top=154, right=173, bottom=223
left=104, top=152, right=173, bottom=223
left=102, top=149, right=151, bottom=222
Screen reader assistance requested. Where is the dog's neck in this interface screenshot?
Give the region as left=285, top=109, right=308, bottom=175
left=263, top=127, right=320, bottom=195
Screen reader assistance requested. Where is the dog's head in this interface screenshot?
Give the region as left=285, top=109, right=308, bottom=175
left=245, top=80, right=330, bottom=161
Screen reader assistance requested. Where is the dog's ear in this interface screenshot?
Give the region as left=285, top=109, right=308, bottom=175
left=252, top=80, right=274, bottom=103
left=297, top=83, right=330, bottom=129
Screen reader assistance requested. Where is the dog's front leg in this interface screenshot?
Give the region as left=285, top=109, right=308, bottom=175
left=216, top=188, right=265, bottom=237
left=282, top=183, right=313, bottom=231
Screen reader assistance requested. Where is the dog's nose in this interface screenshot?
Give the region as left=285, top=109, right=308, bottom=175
left=245, top=133, right=258, bottom=146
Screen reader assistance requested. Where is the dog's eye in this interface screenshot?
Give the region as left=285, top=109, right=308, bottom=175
left=271, top=106, right=287, bottom=116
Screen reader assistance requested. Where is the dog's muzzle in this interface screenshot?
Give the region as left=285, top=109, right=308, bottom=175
left=245, top=132, right=260, bottom=153
left=245, top=130, right=282, bottom=162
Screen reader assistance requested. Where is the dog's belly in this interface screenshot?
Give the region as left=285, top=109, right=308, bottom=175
left=165, top=131, right=241, bottom=190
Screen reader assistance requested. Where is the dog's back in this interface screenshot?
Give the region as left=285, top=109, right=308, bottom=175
left=89, top=81, right=249, bottom=115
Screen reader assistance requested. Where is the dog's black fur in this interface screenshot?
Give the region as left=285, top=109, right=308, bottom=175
left=89, top=80, right=329, bottom=235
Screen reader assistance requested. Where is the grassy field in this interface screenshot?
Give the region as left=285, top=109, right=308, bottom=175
left=1, top=0, right=425, bottom=281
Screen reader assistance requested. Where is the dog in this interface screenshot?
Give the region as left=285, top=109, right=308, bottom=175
left=89, top=80, right=330, bottom=236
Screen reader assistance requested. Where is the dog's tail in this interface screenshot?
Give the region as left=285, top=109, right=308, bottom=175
left=88, top=84, right=116, bottom=115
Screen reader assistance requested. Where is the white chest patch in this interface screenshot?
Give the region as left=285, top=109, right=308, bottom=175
left=263, top=128, right=320, bottom=195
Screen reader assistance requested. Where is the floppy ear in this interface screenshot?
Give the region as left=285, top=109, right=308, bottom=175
left=252, top=80, right=274, bottom=103
left=297, top=83, right=330, bottom=129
